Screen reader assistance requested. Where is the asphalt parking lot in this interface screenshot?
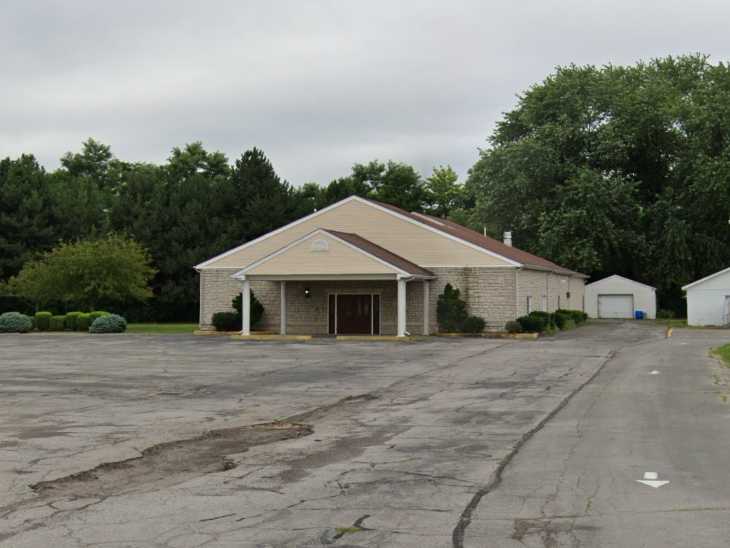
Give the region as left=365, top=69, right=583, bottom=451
left=0, top=322, right=705, bottom=547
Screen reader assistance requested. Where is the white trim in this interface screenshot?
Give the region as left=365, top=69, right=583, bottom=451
left=682, top=266, right=730, bottom=291
left=196, top=195, right=524, bottom=270
left=195, top=195, right=362, bottom=269
left=246, top=274, right=397, bottom=281
left=588, top=274, right=656, bottom=291
left=232, top=228, right=415, bottom=279
left=397, top=278, right=407, bottom=337
left=240, top=279, right=251, bottom=336
left=280, top=281, right=286, bottom=335
left=423, top=280, right=430, bottom=335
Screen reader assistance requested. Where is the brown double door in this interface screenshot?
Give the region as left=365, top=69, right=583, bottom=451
left=329, top=294, right=380, bottom=335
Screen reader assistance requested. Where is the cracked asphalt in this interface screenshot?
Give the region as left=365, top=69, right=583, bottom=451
left=463, top=327, right=730, bottom=547
left=1, top=322, right=723, bottom=547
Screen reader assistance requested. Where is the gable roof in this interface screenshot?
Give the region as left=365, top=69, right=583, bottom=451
left=196, top=195, right=586, bottom=277
left=232, top=228, right=433, bottom=279
left=323, top=230, right=433, bottom=277
left=364, top=198, right=587, bottom=277
left=586, top=274, right=656, bottom=290
left=682, top=266, right=730, bottom=291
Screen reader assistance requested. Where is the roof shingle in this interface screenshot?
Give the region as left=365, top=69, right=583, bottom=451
left=365, top=198, right=586, bottom=278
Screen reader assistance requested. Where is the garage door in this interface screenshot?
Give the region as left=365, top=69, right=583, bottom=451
left=598, top=294, right=634, bottom=319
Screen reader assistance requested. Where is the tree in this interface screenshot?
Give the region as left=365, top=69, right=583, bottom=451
left=109, top=144, right=231, bottom=320
left=226, top=147, right=297, bottom=243
left=352, top=160, right=426, bottom=212
left=0, top=155, right=57, bottom=281
left=425, top=165, right=464, bottom=217
left=436, top=284, right=468, bottom=332
left=60, top=138, right=118, bottom=191
left=467, top=54, right=730, bottom=311
left=317, top=176, right=371, bottom=209
left=8, top=235, right=156, bottom=310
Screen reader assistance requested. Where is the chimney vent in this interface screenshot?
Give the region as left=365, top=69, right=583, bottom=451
left=503, top=231, right=512, bottom=247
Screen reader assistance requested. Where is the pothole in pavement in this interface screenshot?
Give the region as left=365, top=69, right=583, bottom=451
left=31, top=421, right=312, bottom=499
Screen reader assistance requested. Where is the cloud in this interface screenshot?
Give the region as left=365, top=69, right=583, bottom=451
left=2, top=0, right=730, bottom=184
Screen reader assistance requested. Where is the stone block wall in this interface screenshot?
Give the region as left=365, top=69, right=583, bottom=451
left=515, top=269, right=586, bottom=318
left=199, top=267, right=584, bottom=334
left=464, top=267, right=517, bottom=330
left=198, top=269, right=279, bottom=331
left=516, top=269, right=548, bottom=316
left=428, top=267, right=517, bottom=331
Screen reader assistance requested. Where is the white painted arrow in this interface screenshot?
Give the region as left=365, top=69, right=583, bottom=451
left=636, top=472, right=669, bottom=488
left=649, top=370, right=660, bottom=375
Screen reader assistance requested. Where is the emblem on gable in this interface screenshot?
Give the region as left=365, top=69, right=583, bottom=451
left=310, top=239, right=329, bottom=252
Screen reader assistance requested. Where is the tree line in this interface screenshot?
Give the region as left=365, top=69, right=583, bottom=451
left=2, top=54, right=729, bottom=318
left=0, top=141, right=467, bottom=320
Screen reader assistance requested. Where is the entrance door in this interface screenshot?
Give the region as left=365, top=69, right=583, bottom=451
left=597, top=294, right=634, bottom=319
left=336, top=294, right=373, bottom=334
left=724, top=296, right=730, bottom=325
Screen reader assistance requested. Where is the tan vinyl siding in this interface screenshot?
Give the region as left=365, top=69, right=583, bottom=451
left=246, top=233, right=400, bottom=276
left=203, top=199, right=513, bottom=269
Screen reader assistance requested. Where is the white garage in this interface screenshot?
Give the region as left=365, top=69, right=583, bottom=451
left=682, top=267, right=730, bottom=327
left=585, top=275, right=656, bottom=319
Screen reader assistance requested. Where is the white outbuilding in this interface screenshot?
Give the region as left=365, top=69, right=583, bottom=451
left=682, top=267, right=730, bottom=326
left=585, top=274, right=656, bottom=319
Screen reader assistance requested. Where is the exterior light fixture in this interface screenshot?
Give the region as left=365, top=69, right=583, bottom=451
left=304, top=287, right=311, bottom=299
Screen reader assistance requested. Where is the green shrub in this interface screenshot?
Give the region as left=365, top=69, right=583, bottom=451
left=88, top=311, right=110, bottom=324
left=35, top=311, right=52, bottom=331
left=89, top=314, right=127, bottom=333
left=49, top=315, right=66, bottom=331
left=528, top=311, right=552, bottom=324
left=212, top=311, right=240, bottom=331
left=0, top=312, right=33, bottom=333
left=554, top=311, right=573, bottom=329
left=65, top=311, right=83, bottom=331
left=557, top=309, right=588, bottom=324
left=437, top=284, right=469, bottom=332
left=505, top=320, right=522, bottom=333
left=657, top=309, right=675, bottom=319
left=77, top=313, right=92, bottom=332
left=516, top=314, right=544, bottom=333
left=462, top=315, right=486, bottom=334
left=561, top=318, right=576, bottom=330
left=231, top=293, right=264, bottom=327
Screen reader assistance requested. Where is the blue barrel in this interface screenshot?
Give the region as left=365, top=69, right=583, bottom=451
left=634, top=310, right=645, bottom=320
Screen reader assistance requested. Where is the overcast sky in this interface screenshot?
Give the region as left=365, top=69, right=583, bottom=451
left=2, top=1, right=730, bottom=185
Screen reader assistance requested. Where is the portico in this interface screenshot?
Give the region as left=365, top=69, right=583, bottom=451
left=231, top=229, right=434, bottom=337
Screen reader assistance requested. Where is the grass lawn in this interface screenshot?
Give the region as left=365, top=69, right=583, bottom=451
left=713, top=343, right=730, bottom=367
left=126, top=323, right=197, bottom=334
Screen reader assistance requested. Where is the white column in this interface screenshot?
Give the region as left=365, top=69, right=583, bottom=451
left=241, top=279, right=251, bottom=336
left=422, top=280, right=430, bottom=335
left=280, top=281, right=287, bottom=335
left=397, top=278, right=407, bottom=337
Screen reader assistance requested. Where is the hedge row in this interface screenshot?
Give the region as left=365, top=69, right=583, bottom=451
left=508, top=309, right=588, bottom=334
left=0, top=310, right=127, bottom=333
left=36, top=310, right=113, bottom=331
